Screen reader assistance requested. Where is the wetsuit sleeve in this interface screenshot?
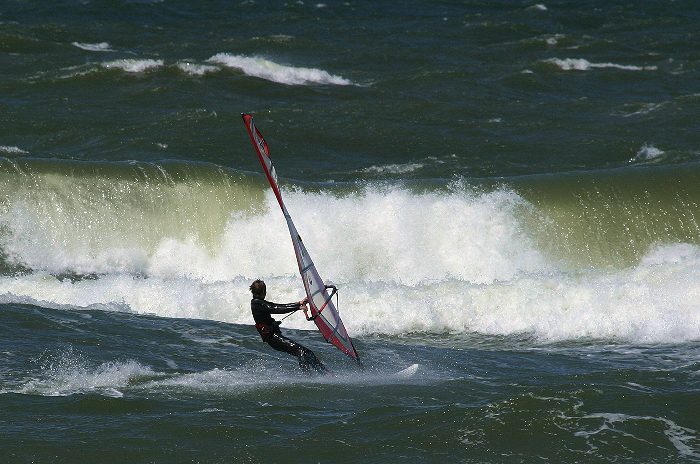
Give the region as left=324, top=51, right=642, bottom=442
left=259, top=300, right=302, bottom=315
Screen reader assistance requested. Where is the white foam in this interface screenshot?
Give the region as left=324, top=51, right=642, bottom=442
left=620, top=102, right=667, bottom=117
left=629, top=144, right=665, bottom=163
left=528, top=4, right=548, bottom=11
left=101, top=59, right=163, bottom=73
left=1, top=248, right=697, bottom=343
left=574, top=413, right=700, bottom=459
left=176, top=61, right=220, bottom=76
left=0, top=177, right=543, bottom=283
left=17, top=353, right=156, bottom=397
left=545, top=34, right=565, bottom=46
left=206, top=53, right=352, bottom=86
left=545, top=58, right=657, bottom=71
left=72, top=42, right=113, bottom=52
left=362, top=162, right=425, bottom=175
left=0, top=146, right=28, bottom=155
left=0, top=182, right=698, bottom=343
left=140, top=367, right=293, bottom=393
left=140, top=363, right=426, bottom=392
left=640, top=243, right=699, bottom=266
left=360, top=155, right=455, bottom=176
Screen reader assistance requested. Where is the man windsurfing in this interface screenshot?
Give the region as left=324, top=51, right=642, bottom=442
left=249, top=279, right=326, bottom=373
left=242, top=113, right=361, bottom=368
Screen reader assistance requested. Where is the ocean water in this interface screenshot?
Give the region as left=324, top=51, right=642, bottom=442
left=1, top=1, right=699, bottom=462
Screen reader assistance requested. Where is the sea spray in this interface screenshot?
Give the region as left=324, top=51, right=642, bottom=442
left=0, top=163, right=698, bottom=343
left=17, top=348, right=156, bottom=397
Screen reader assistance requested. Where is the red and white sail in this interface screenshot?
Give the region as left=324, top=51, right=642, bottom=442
left=242, top=113, right=361, bottom=364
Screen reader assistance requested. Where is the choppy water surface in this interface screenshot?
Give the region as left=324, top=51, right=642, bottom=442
left=1, top=1, right=699, bottom=462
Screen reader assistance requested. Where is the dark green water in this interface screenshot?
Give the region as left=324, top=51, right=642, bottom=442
left=1, top=304, right=698, bottom=463
left=1, top=1, right=699, bottom=462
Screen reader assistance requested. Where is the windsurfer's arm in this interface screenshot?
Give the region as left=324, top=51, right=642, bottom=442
left=261, top=300, right=303, bottom=314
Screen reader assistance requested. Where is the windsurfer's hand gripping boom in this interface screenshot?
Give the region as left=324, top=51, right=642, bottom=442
left=300, top=297, right=310, bottom=318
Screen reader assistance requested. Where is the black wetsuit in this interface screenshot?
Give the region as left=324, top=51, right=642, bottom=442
left=251, top=298, right=325, bottom=373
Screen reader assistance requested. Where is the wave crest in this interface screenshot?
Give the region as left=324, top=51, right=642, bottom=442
left=207, top=53, right=353, bottom=86
left=545, top=58, right=657, bottom=71
left=101, top=59, right=163, bottom=73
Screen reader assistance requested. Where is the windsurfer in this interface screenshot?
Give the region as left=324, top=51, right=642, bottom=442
left=249, top=279, right=326, bottom=373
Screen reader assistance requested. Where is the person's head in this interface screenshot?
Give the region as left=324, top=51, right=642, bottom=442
left=250, top=279, right=266, bottom=299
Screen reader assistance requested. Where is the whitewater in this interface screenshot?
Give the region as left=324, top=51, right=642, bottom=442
left=0, top=163, right=697, bottom=343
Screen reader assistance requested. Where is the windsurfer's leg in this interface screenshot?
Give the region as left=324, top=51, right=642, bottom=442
left=267, top=333, right=324, bottom=372
left=286, top=340, right=325, bottom=372
left=266, top=333, right=299, bottom=356
left=300, top=348, right=326, bottom=373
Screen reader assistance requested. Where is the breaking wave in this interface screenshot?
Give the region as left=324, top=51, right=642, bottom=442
left=0, top=146, right=28, bottom=155
left=206, top=53, right=353, bottom=86
left=544, top=58, right=658, bottom=72
left=101, top=59, right=164, bottom=73
left=0, top=160, right=698, bottom=343
left=14, top=350, right=156, bottom=397
left=72, top=41, right=113, bottom=52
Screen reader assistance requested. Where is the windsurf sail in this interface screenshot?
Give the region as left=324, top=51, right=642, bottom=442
left=241, top=113, right=361, bottom=365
